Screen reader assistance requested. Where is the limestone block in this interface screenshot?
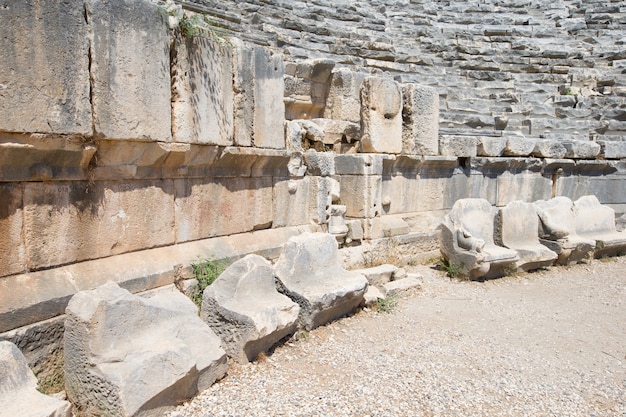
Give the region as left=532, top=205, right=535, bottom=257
left=0, top=184, right=25, bottom=278
left=64, top=282, right=227, bottom=417
left=339, top=174, right=383, bottom=218
left=352, top=264, right=398, bottom=287
left=477, top=137, right=507, bottom=157
left=328, top=205, right=349, bottom=237
left=274, top=233, right=368, bottom=330
left=87, top=0, right=171, bottom=141
left=0, top=341, right=71, bottom=417
left=439, top=136, right=477, bottom=157
left=174, top=177, right=273, bottom=242
left=201, top=255, right=300, bottom=362
left=172, top=35, right=234, bottom=145
left=366, top=216, right=410, bottom=239
left=562, top=140, right=601, bottom=159
left=532, top=140, right=567, bottom=158
left=0, top=0, right=91, bottom=135
left=273, top=178, right=310, bottom=228
left=598, top=140, right=626, bottom=159
left=334, top=154, right=385, bottom=176
left=496, top=200, right=557, bottom=272
left=346, top=220, right=364, bottom=244
left=382, top=276, right=422, bottom=296
left=304, top=151, right=335, bottom=176
left=232, top=39, right=254, bottom=147
left=440, top=198, right=519, bottom=280
left=0, top=137, right=96, bottom=182
left=362, top=286, right=385, bottom=307
left=324, top=68, right=366, bottom=123
left=504, top=135, right=536, bottom=156
left=496, top=172, right=551, bottom=206
left=285, top=120, right=305, bottom=151
left=24, top=180, right=175, bottom=270
left=255, top=47, right=286, bottom=149
left=402, top=84, right=439, bottom=155
left=310, top=177, right=340, bottom=225
left=361, top=77, right=403, bottom=154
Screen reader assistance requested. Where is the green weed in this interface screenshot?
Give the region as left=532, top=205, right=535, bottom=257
left=191, top=257, right=227, bottom=307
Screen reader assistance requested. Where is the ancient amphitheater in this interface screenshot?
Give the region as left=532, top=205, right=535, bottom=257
left=0, top=0, right=624, bottom=415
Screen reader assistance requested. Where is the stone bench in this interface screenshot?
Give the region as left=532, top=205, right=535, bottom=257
left=201, top=254, right=300, bottom=363
left=274, top=232, right=369, bottom=330
left=64, top=282, right=227, bottom=417
left=574, top=195, right=626, bottom=258
left=0, top=341, right=71, bottom=417
left=440, top=198, right=518, bottom=280
left=534, top=196, right=595, bottom=265
left=496, top=200, right=558, bottom=272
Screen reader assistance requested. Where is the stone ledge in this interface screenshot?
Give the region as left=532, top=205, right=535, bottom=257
left=0, top=225, right=312, bottom=333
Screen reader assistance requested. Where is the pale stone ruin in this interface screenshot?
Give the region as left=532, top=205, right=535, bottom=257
left=0, top=0, right=625, bottom=414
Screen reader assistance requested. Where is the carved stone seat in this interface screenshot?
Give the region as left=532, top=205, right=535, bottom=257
left=201, top=254, right=301, bottom=363
left=496, top=200, right=558, bottom=271
left=274, top=232, right=368, bottom=330
left=534, top=196, right=595, bottom=265
left=574, top=195, right=626, bottom=258
left=440, top=198, right=518, bottom=280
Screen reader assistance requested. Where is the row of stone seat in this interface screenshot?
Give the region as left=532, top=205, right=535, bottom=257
left=440, top=195, right=626, bottom=280
left=0, top=232, right=370, bottom=417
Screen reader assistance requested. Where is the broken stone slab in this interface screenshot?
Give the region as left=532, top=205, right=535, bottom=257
left=382, top=275, right=422, bottom=296
left=573, top=195, right=626, bottom=258
left=496, top=200, right=558, bottom=272
left=360, top=77, right=403, bottom=154
left=440, top=198, right=519, bottom=280
left=201, top=254, right=300, bottom=363
left=531, top=140, right=567, bottom=159
left=311, top=118, right=361, bottom=145
left=64, top=282, right=227, bottom=417
left=534, top=196, right=595, bottom=265
left=561, top=140, right=601, bottom=159
left=477, top=137, right=507, bottom=157
left=352, top=264, right=398, bottom=287
left=303, top=150, right=335, bottom=176
left=324, top=68, right=366, bottom=123
left=274, top=232, right=368, bottom=330
left=0, top=341, right=71, bottom=417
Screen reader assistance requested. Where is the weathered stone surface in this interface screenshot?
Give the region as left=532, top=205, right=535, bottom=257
left=573, top=195, right=626, bottom=258
left=361, top=77, right=403, bottom=154
left=0, top=0, right=91, bottom=135
left=402, top=84, right=439, bottom=155
left=201, top=254, right=300, bottom=362
left=334, top=154, right=385, bottom=176
left=532, top=140, right=567, bottom=158
left=23, top=180, right=175, bottom=270
left=87, top=0, right=171, bottom=141
left=0, top=341, right=71, bottom=417
left=366, top=216, right=410, bottom=239
left=64, top=282, right=227, bottom=417
left=311, top=119, right=361, bottom=145
left=254, top=46, right=286, bottom=148
left=232, top=38, right=254, bottom=147
left=328, top=205, right=349, bottom=238
left=477, top=137, right=507, bottom=157
left=362, top=286, right=385, bottom=307
left=0, top=184, right=25, bottom=278
left=496, top=170, right=552, bottom=207
left=439, top=136, right=477, bottom=157
left=304, top=151, right=335, bottom=176
left=598, top=138, right=626, bottom=159
left=172, top=35, right=234, bottom=145
left=174, top=177, right=273, bottom=242
left=504, top=135, right=537, bottom=156
left=440, top=198, right=518, bottom=280
left=496, top=200, right=557, bottom=271
left=274, top=233, right=368, bottom=330
left=339, top=174, right=383, bottom=218
left=534, top=196, right=595, bottom=265
left=562, top=140, right=601, bottom=159
left=324, top=68, right=366, bottom=123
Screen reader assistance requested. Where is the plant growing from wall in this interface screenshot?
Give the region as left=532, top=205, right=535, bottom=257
left=190, top=257, right=227, bottom=307
left=157, top=0, right=232, bottom=47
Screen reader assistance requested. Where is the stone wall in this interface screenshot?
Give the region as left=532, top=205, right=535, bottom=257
left=0, top=0, right=625, bottom=359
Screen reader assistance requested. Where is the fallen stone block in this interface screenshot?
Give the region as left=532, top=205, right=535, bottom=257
left=0, top=341, right=71, bottom=417
left=64, top=282, right=227, bottom=417
left=352, top=264, right=398, bottom=287
left=382, top=275, right=422, bottom=296
left=201, top=255, right=300, bottom=363
left=274, top=233, right=368, bottom=330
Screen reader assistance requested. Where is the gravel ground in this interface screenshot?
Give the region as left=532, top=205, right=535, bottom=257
left=169, top=257, right=626, bottom=417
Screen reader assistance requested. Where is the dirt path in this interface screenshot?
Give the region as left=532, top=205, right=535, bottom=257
left=170, top=257, right=626, bottom=417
